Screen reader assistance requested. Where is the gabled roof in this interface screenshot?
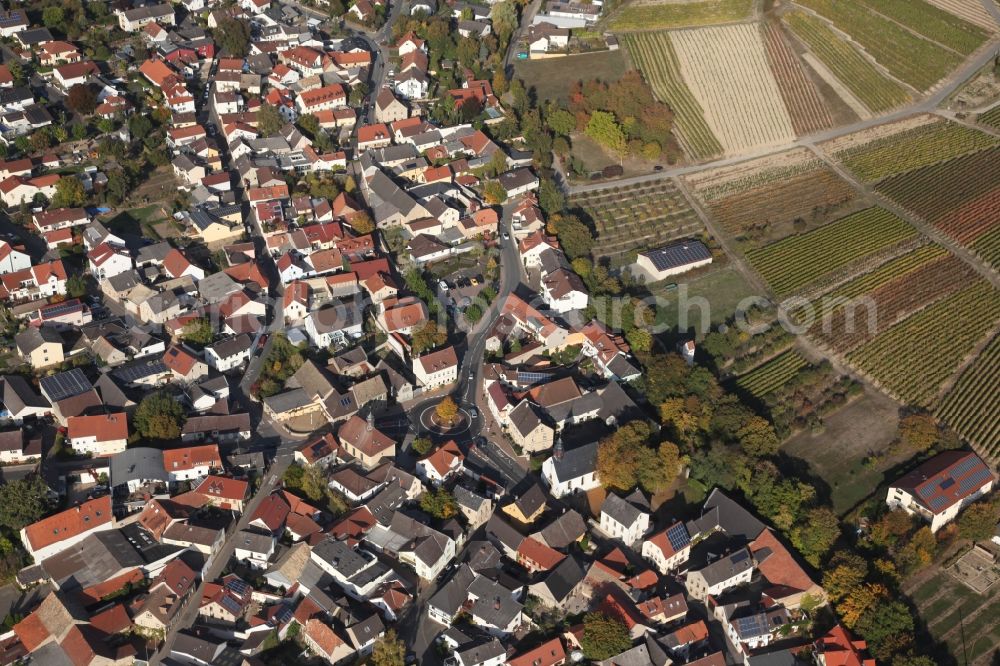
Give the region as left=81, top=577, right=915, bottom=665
left=67, top=413, right=127, bottom=444
left=891, top=450, right=994, bottom=515
left=23, top=495, right=112, bottom=553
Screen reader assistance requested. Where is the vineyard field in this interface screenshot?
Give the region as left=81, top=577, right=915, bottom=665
left=670, top=24, right=796, bottom=155
left=735, top=349, right=808, bottom=398
left=937, top=334, right=1000, bottom=460
left=762, top=23, right=832, bottom=136
left=569, top=180, right=705, bottom=267
left=784, top=11, right=911, bottom=114
left=853, top=0, right=990, bottom=55
left=832, top=119, right=999, bottom=182
left=685, top=148, right=820, bottom=201
left=876, top=146, right=1000, bottom=266
left=978, top=104, right=1000, bottom=129
left=609, top=0, right=754, bottom=31
left=622, top=32, right=723, bottom=159
left=745, top=207, right=918, bottom=297
left=924, top=0, right=998, bottom=31
left=702, top=168, right=858, bottom=248
left=847, top=280, right=1000, bottom=406
left=795, top=0, right=963, bottom=90
left=972, top=225, right=1000, bottom=267
left=810, top=252, right=977, bottom=352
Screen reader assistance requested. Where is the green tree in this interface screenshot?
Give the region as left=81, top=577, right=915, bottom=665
left=896, top=413, right=939, bottom=452
left=483, top=181, right=507, bottom=205
left=128, top=115, right=153, bottom=142
left=411, top=321, right=447, bottom=354
left=637, top=440, right=682, bottom=495
left=215, top=18, right=251, bottom=56
left=371, top=629, right=405, bottom=666
left=791, top=507, right=840, bottom=567
left=586, top=110, right=626, bottom=155
left=625, top=327, right=652, bottom=354
left=420, top=487, right=457, bottom=519
left=551, top=214, right=593, bottom=260
left=0, top=476, right=54, bottom=531
left=596, top=421, right=651, bottom=490
left=181, top=317, right=214, bottom=346
left=134, top=391, right=186, bottom=440
left=580, top=612, right=632, bottom=660
left=257, top=104, right=284, bottom=137
left=52, top=177, right=87, bottom=207
left=411, top=437, right=433, bottom=456
left=435, top=396, right=459, bottom=426
left=737, top=416, right=780, bottom=457
left=538, top=178, right=564, bottom=215
left=42, top=6, right=65, bottom=29
left=490, top=0, right=518, bottom=42
left=957, top=501, right=997, bottom=541
left=854, top=600, right=914, bottom=660
left=66, top=274, right=87, bottom=298
left=66, top=84, right=98, bottom=115
left=547, top=108, right=576, bottom=136
left=464, top=303, right=483, bottom=324
left=350, top=212, right=376, bottom=234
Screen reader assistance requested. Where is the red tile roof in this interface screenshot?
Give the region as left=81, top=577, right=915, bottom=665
left=196, top=475, right=249, bottom=503
left=750, top=528, right=817, bottom=594
left=814, top=624, right=875, bottom=666
left=507, top=637, right=566, bottom=666
left=251, top=492, right=290, bottom=532
left=22, top=495, right=112, bottom=553
left=516, top=536, right=565, bottom=571
left=162, top=444, right=222, bottom=472
left=66, top=413, right=127, bottom=444
left=892, top=450, right=995, bottom=515
left=163, top=344, right=201, bottom=376
left=423, top=439, right=463, bottom=478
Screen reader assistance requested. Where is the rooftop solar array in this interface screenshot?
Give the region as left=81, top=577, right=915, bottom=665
left=735, top=613, right=768, bottom=638
left=227, top=578, right=251, bottom=597
left=958, top=467, right=992, bottom=495
left=665, top=522, right=691, bottom=552
left=641, top=240, right=712, bottom=272
left=517, top=371, right=553, bottom=386
left=113, top=360, right=169, bottom=384
left=39, top=368, right=92, bottom=402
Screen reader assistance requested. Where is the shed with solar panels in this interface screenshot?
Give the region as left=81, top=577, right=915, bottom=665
left=886, top=450, right=995, bottom=532
left=633, top=239, right=713, bottom=282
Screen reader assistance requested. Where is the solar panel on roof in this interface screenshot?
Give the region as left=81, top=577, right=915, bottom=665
left=666, top=522, right=690, bottom=551
left=735, top=614, right=767, bottom=638
left=940, top=478, right=955, bottom=490
left=957, top=467, right=992, bottom=494
left=39, top=368, right=92, bottom=402
left=950, top=455, right=980, bottom=477
left=928, top=495, right=950, bottom=512
left=516, top=371, right=551, bottom=386
left=227, top=578, right=251, bottom=596
left=642, top=240, right=712, bottom=272
left=114, top=361, right=169, bottom=383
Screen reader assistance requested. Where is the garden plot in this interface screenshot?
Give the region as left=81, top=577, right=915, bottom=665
left=669, top=23, right=796, bottom=155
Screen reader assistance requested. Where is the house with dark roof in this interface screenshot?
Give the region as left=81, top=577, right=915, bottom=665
left=886, top=450, right=995, bottom=532
left=541, top=440, right=600, bottom=498
left=501, top=481, right=547, bottom=526
left=684, top=547, right=755, bottom=601
left=600, top=491, right=651, bottom=546
left=634, top=239, right=713, bottom=282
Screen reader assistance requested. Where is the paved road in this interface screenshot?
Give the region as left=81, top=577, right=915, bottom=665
left=152, top=441, right=299, bottom=664
left=564, top=31, right=1000, bottom=196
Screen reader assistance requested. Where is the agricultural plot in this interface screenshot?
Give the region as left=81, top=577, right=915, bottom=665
left=569, top=180, right=705, bottom=267
left=876, top=146, right=1000, bottom=267
left=972, top=225, right=1000, bottom=267
left=907, top=564, right=1000, bottom=665
left=608, top=0, right=753, bottom=31
left=846, top=280, right=1000, bottom=407
left=810, top=251, right=978, bottom=352
left=745, top=207, right=919, bottom=298
left=699, top=167, right=858, bottom=248
left=938, top=333, right=1000, bottom=460
left=925, top=0, right=998, bottom=31
left=831, top=118, right=999, bottom=182
left=670, top=24, right=796, bottom=155
left=784, top=11, right=911, bottom=115
left=762, top=23, right=832, bottom=136
left=853, top=0, right=991, bottom=55
left=622, top=32, right=723, bottom=159
left=978, top=104, right=1000, bottom=129
left=795, top=0, right=963, bottom=91
left=735, top=349, right=808, bottom=399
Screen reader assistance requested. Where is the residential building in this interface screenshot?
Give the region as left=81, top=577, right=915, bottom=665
left=66, top=413, right=128, bottom=457
left=885, top=450, right=995, bottom=532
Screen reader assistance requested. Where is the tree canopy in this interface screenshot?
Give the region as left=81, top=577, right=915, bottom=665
left=215, top=18, right=251, bottom=56
left=371, top=629, right=405, bottom=666
left=580, top=612, right=632, bottom=660
left=0, top=476, right=53, bottom=531
left=133, top=391, right=186, bottom=440
left=420, top=487, right=457, bottom=519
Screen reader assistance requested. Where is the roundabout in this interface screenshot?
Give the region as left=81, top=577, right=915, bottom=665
left=416, top=401, right=474, bottom=437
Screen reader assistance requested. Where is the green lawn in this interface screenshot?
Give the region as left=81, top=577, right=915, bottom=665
left=647, top=266, right=757, bottom=337
left=514, top=50, right=629, bottom=104
left=104, top=205, right=165, bottom=239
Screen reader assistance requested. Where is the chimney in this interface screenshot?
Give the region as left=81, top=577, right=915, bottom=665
left=366, top=412, right=374, bottom=431
left=553, top=438, right=564, bottom=461
left=494, top=597, right=501, bottom=610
